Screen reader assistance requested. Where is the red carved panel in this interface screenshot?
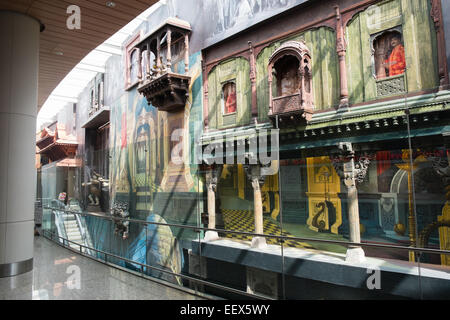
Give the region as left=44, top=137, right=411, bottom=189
left=272, top=94, right=302, bottom=114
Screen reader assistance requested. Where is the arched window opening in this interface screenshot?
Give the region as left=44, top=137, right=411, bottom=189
left=97, top=82, right=102, bottom=107
left=274, top=55, right=300, bottom=97
left=130, top=49, right=139, bottom=84
left=222, top=82, right=237, bottom=114
left=373, top=30, right=405, bottom=79
left=267, top=40, right=314, bottom=125
left=304, top=59, right=311, bottom=94
left=90, top=89, right=95, bottom=108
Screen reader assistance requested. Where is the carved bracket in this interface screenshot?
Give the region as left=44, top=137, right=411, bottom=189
left=138, top=73, right=191, bottom=112
left=206, top=164, right=223, bottom=193
left=331, top=142, right=370, bottom=188
left=243, top=164, right=266, bottom=188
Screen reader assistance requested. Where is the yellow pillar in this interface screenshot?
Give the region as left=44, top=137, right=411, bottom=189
left=306, top=157, right=342, bottom=234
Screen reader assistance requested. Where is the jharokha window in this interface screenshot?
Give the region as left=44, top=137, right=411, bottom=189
left=125, top=32, right=142, bottom=90
left=267, top=40, right=314, bottom=125
left=373, top=30, right=406, bottom=79
left=222, top=82, right=237, bottom=114
left=275, top=55, right=300, bottom=97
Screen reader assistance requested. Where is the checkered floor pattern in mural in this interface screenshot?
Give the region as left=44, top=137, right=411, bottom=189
left=221, top=209, right=313, bottom=249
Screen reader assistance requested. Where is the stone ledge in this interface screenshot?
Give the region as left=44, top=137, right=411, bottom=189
left=191, top=239, right=450, bottom=299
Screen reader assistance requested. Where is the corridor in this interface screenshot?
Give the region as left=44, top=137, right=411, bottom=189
left=0, top=237, right=206, bottom=300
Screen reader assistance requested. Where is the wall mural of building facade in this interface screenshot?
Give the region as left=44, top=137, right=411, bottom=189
left=86, top=51, right=204, bottom=283
left=36, top=0, right=450, bottom=299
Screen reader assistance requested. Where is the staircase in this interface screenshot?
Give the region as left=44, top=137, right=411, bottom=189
left=63, top=213, right=83, bottom=249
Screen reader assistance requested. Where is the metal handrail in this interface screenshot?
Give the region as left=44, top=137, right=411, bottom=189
left=42, top=229, right=273, bottom=300
left=42, top=205, right=450, bottom=256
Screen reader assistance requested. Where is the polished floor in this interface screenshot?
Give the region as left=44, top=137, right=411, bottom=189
left=0, top=237, right=205, bottom=300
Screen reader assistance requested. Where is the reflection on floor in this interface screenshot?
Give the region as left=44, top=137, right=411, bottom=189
left=0, top=237, right=205, bottom=300
left=221, top=209, right=314, bottom=249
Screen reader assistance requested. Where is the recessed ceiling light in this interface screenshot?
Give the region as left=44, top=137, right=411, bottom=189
left=54, top=51, right=64, bottom=56
left=106, top=1, right=116, bottom=8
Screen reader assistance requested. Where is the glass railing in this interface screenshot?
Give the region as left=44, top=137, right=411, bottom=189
left=36, top=81, right=450, bottom=300
left=40, top=200, right=450, bottom=300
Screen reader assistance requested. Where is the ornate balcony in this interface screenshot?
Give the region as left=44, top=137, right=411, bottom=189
left=267, top=41, right=314, bottom=127
left=134, top=17, right=192, bottom=112
left=270, top=93, right=314, bottom=125
left=138, top=72, right=190, bottom=112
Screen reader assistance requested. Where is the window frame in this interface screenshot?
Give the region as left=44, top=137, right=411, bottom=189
left=221, top=80, right=238, bottom=116
left=124, top=32, right=143, bottom=91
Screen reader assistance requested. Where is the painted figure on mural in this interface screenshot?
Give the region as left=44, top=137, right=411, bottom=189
left=209, top=0, right=294, bottom=35
left=280, top=68, right=299, bottom=96
left=223, top=82, right=237, bottom=114
left=235, top=0, right=253, bottom=23
left=384, top=34, right=406, bottom=77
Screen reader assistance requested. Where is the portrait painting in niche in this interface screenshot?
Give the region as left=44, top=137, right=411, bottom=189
left=222, top=82, right=237, bottom=114
left=373, top=30, right=406, bottom=79
left=276, top=55, right=300, bottom=97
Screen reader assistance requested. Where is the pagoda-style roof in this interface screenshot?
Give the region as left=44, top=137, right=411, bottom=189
left=36, top=127, right=55, bottom=150
left=56, top=157, right=82, bottom=168
left=36, top=124, right=78, bottom=161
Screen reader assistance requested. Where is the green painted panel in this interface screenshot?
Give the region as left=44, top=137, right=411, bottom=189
left=255, top=27, right=339, bottom=116
left=346, top=15, right=365, bottom=104
left=208, top=67, right=218, bottom=129
left=256, top=43, right=278, bottom=122
left=208, top=57, right=251, bottom=129
left=237, top=57, right=251, bottom=126
left=409, top=0, right=439, bottom=92
left=359, top=10, right=377, bottom=102
left=346, top=0, right=439, bottom=104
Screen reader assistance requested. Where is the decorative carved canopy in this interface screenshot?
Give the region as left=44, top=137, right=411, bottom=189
left=267, top=41, right=314, bottom=126
left=134, top=17, right=192, bottom=112
left=138, top=72, right=191, bottom=112
left=36, top=124, right=78, bottom=162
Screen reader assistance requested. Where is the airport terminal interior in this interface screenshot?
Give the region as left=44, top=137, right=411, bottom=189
left=1, top=0, right=450, bottom=300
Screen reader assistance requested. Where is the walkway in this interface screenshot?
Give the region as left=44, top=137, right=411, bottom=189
left=0, top=237, right=206, bottom=300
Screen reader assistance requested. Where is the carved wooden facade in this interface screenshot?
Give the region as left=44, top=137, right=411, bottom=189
left=267, top=40, right=314, bottom=126
left=134, top=17, right=191, bottom=112
left=201, top=0, right=448, bottom=132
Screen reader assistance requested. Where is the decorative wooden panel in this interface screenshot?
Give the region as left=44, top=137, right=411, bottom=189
left=346, top=0, right=439, bottom=105
left=256, top=27, right=339, bottom=118
left=207, top=57, right=251, bottom=129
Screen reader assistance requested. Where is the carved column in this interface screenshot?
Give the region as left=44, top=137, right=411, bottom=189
left=335, top=5, right=350, bottom=110
left=332, top=143, right=370, bottom=263
left=136, top=48, right=142, bottom=82
left=204, top=165, right=223, bottom=241
left=145, top=44, right=151, bottom=79
left=202, top=60, right=209, bottom=129
left=430, top=0, right=449, bottom=88
left=396, top=150, right=420, bottom=262
left=244, top=164, right=267, bottom=249
left=268, top=67, right=274, bottom=116
left=166, top=28, right=172, bottom=72
left=249, top=41, right=258, bottom=121
left=156, top=35, right=161, bottom=76
left=185, top=34, right=190, bottom=73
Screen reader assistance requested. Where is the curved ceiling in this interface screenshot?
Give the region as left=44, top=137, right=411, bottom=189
left=0, top=0, right=158, bottom=111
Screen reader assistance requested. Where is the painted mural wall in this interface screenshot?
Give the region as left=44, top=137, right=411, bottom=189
left=37, top=0, right=450, bottom=296
left=81, top=50, right=204, bottom=283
